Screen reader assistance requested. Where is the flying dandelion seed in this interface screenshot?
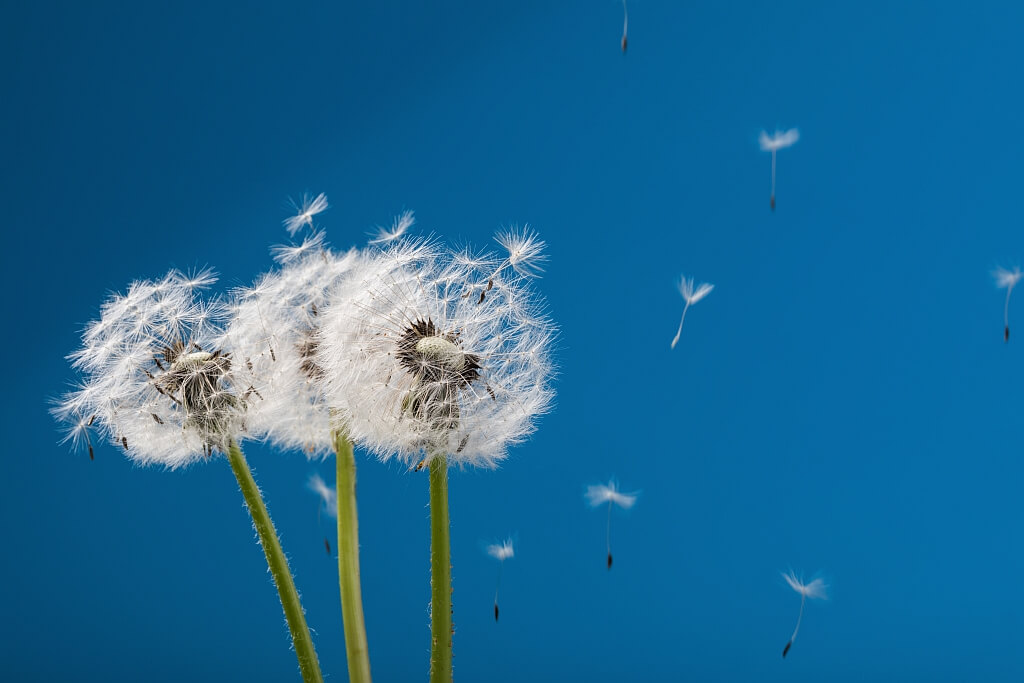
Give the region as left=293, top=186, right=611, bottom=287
left=283, top=192, right=329, bottom=236
left=308, top=474, right=338, bottom=520
left=993, top=266, right=1022, bottom=342
left=486, top=539, right=515, bottom=621
left=670, top=275, right=714, bottom=350
left=308, top=474, right=337, bottom=555
left=621, top=0, right=628, bottom=53
left=759, top=128, right=799, bottom=211
left=368, top=210, right=415, bottom=245
left=585, top=480, right=638, bottom=569
left=781, top=570, right=828, bottom=658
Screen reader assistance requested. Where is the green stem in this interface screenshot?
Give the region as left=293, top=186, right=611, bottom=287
left=429, top=455, right=453, bottom=683
left=332, top=428, right=373, bottom=683
left=226, top=439, right=323, bottom=683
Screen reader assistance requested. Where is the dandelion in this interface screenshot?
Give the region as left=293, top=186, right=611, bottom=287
left=585, top=480, right=638, bottom=569
left=284, top=192, right=329, bottom=236
left=993, top=266, right=1022, bottom=342
left=670, top=275, right=714, bottom=349
left=223, top=234, right=360, bottom=457
left=53, top=270, right=323, bottom=682
left=486, top=539, right=515, bottom=622
left=780, top=570, right=828, bottom=658
left=317, top=234, right=555, bottom=683
left=621, top=0, right=628, bottom=53
left=759, top=128, right=800, bottom=211
left=317, top=238, right=555, bottom=469
left=368, top=209, right=415, bottom=245
left=224, top=229, right=371, bottom=683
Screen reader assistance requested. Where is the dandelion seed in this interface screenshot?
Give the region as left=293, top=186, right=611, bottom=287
left=462, top=227, right=547, bottom=304
left=670, top=275, right=714, bottom=349
left=368, top=210, right=415, bottom=245
left=780, top=570, right=828, bottom=658
left=993, top=266, right=1022, bottom=342
left=283, top=192, right=329, bottom=236
left=308, top=473, right=337, bottom=556
left=621, top=0, right=628, bottom=53
left=486, top=538, right=514, bottom=621
left=585, top=480, right=638, bottom=570
left=759, top=128, right=800, bottom=211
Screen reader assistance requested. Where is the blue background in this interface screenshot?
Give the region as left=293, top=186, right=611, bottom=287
left=3, top=1, right=1023, bottom=680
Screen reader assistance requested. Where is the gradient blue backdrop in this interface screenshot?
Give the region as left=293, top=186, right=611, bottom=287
left=3, top=1, right=1022, bottom=681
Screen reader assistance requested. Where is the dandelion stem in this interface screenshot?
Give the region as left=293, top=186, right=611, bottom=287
left=770, top=149, right=777, bottom=209
left=333, top=427, right=373, bottom=683
left=429, top=455, right=454, bottom=683
left=226, top=439, right=323, bottom=683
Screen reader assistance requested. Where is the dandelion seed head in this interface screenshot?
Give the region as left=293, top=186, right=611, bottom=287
left=585, top=480, right=639, bottom=509
left=54, top=270, right=248, bottom=467
left=782, top=570, right=828, bottom=600
left=223, top=245, right=361, bottom=457
left=316, top=235, right=556, bottom=468
left=486, top=539, right=515, bottom=561
left=759, top=128, right=800, bottom=152
left=283, top=192, right=329, bottom=236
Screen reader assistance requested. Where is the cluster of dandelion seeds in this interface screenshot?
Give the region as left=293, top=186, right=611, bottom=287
left=53, top=269, right=248, bottom=468
left=316, top=230, right=556, bottom=468
left=221, top=229, right=361, bottom=456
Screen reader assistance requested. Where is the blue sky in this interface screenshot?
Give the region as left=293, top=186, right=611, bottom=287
left=3, top=1, right=1023, bottom=681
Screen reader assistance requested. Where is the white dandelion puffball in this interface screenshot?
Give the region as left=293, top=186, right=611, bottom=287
left=221, top=232, right=360, bottom=456
left=54, top=269, right=250, bottom=468
left=316, top=235, right=556, bottom=468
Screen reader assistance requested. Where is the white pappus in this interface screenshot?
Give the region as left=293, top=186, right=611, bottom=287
left=53, top=269, right=250, bottom=467
left=315, top=229, right=556, bottom=468
left=220, top=226, right=361, bottom=457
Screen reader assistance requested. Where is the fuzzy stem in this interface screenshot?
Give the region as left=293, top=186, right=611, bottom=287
left=226, top=439, right=323, bottom=683
left=333, top=428, right=373, bottom=683
left=429, top=455, right=454, bottom=683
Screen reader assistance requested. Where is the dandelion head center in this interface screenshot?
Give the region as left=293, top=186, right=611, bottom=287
left=414, top=336, right=466, bottom=371
left=396, top=318, right=482, bottom=386
left=154, top=340, right=240, bottom=450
